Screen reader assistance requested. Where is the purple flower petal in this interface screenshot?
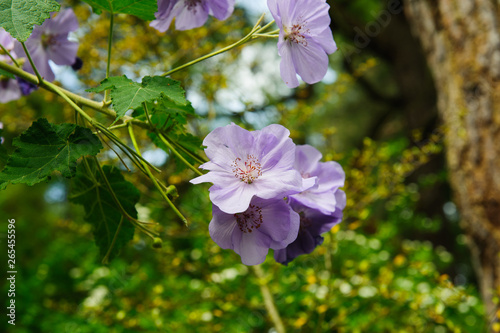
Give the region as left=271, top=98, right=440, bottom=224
left=190, top=123, right=305, bottom=214
left=315, top=27, right=337, bottom=54
left=267, top=0, right=282, bottom=27
left=209, top=197, right=300, bottom=265
left=0, top=29, right=23, bottom=103
left=150, top=0, right=176, bottom=32
left=0, top=29, right=16, bottom=54
left=209, top=205, right=238, bottom=249
left=274, top=201, right=342, bottom=265
left=46, top=37, right=79, bottom=66
left=269, top=0, right=337, bottom=86
left=0, top=79, right=21, bottom=103
left=294, top=144, right=322, bottom=176
left=17, top=78, right=38, bottom=96
left=15, top=8, right=79, bottom=82
left=234, top=231, right=271, bottom=265
left=289, top=145, right=345, bottom=214
left=173, top=0, right=210, bottom=30
left=278, top=40, right=300, bottom=88
left=208, top=182, right=257, bottom=214
left=253, top=169, right=303, bottom=199
left=207, top=0, right=234, bottom=20
left=43, top=9, right=79, bottom=34
left=314, top=161, right=345, bottom=192
left=291, top=38, right=329, bottom=84
left=150, top=0, right=235, bottom=32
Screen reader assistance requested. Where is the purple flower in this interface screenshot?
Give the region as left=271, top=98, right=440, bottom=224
left=268, top=0, right=337, bottom=88
left=15, top=9, right=79, bottom=82
left=17, top=78, right=38, bottom=95
left=150, top=0, right=235, bottom=32
left=289, top=145, right=345, bottom=215
left=274, top=194, right=345, bottom=265
left=0, top=28, right=21, bottom=103
left=190, top=123, right=314, bottom=214
left=0, top=77, right=21, bottom=103
left=210, top=197, right=300, bottom=265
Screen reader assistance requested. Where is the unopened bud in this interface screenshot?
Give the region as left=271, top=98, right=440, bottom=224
left=152, top=237, right=163, bottom=249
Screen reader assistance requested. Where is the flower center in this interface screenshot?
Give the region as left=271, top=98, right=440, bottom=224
left=234, top=204, right=263, bottom=233
left=1, top=78, right=9, bottom=89
left=284, top=19, right=309, bottom=46
left=299, top=212, right=312, bottom=231
left=231, top=154, right=262, bottom=184
left=185, top=0, right=202, bottom=11
left=41, top=34, right=57, bottom=49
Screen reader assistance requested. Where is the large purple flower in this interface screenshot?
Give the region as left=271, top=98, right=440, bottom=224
left=190, top=123, right=314, bottom=214
left=274, top=194, right=345, bottom=265
left=150, top=0, right=235, bottom=32
left=0, top=77, right=21, bottom=104
left=0, top=28, right=21, bottom=103
left=210, top=197, right=300, bottom=265
left=268, top=0, right=337, bottom=88
left=289, top=145, right=345, bottom=214
left=15, top=9, right=79, bottom=82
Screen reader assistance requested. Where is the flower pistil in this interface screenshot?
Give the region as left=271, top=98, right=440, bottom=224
left=231, top=154, right=262, bottom=184
left=284, top=20, right=309, bottom=46
left=234, top=204, right=263, bottom=233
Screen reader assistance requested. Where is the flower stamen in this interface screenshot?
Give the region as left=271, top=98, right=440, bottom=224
left=234, top=204, right=263, bottom=233
left=231, top=154, right=262, bottom=184
left=185, top=0, right=202, bottom=11
left=284, top=18, right=309, bottom=46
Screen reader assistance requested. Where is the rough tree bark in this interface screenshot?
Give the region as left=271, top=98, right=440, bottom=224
left=404, top=0, right=500, bottom=321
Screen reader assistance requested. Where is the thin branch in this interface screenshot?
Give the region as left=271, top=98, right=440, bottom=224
left=21, top=42, right=43, bottom=84
left=0, top=43, right=20, bottom=67
left=252, top=265, right=286, bottom=333
left=104, top=13, right=114, bottom=103
left=162, top=14, right=274, bottom=76
left=128, top=122, right=188, bottom=225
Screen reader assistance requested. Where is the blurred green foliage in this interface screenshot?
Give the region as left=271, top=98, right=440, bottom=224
left=0, top=0, right=490, bottom=332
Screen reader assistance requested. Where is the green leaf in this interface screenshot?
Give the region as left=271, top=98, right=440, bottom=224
left=81, top=0, right=157, bottom=20
left=87, top=75, right=188, bottom=120
left=0, top=118, right=102, bottom=190
left=69, top=162, right=139, bottom=261
left=152, top=99, right=196, bottom=127
left=0, top=129, right=8, bottom=170
left=0, top=0, right=60, bottom=42
left=0, top=68, right=15, bottom=79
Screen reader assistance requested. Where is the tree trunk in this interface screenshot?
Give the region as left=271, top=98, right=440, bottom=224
left=405, top=0, right=500, bottom=321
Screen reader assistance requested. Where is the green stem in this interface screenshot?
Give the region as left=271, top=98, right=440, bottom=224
left=21, top=42, right=43, bottom=84
left=141, top=103, right=203, bottom=175
left=143, top=102, right=154, bottom=127
left=169, top=138, right=207, bottom=164
left=47, top=77, right=95, bottom=124
left=94, top=128, right=132, bottom=172
left=107, top=123, right=129, bottom=131
left=93, top=156, right=159, bottom=238
left=0, top=43, right=20, bottom=67
left=252, top=265, right=286, bottom=333
left=128, top=122, right=188, bottom=225
left=104, top=14, right=114, bottom=103
left=0, top=60, right=116, bottom=118
left=162, top=14, right=273, bottom=76
left=258, top=21, right=277, bottom=33
left=252, top=33, right=279, bottom=38
left=158, top=133, right=203, bottom=176
left=102, top=215, right=124, bottom=265
left=93, top=122, right=161, bottom=174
